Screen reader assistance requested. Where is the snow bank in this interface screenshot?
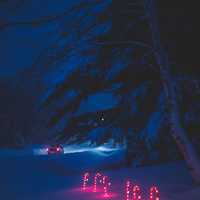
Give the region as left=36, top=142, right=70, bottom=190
left=0, top=148, right=199, bottom=200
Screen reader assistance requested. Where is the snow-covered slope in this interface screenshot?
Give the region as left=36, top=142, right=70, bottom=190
left=0, top=149, right=199, bottom=200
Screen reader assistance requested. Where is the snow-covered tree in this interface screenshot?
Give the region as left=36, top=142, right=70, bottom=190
left=38, top=0, right=164, bottom=162
left=19, top=0, right=200, bottom=182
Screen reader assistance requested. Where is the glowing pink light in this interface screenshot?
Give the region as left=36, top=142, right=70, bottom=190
left=81, top=172, right=161, bottom=200
left=133, top=185, right=142, bottom=200
left=93, top=172, right=102, bottom=192
left=102, top=176, right=111, bottom=198
left=125, top=181, right=142, bottom=200
left=149, top=186, right=160, bottom=200
left=126, top=181, right=131, bottom=200
left=82, top=172, right=90, bottom=191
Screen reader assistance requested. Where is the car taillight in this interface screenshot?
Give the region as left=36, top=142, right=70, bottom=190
left=56, top=147, right=60, bottom=151
left=46, top=148, right=49, bottom=151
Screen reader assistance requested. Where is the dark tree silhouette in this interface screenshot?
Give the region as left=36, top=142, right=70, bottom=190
left=19, top=0, right=200, bottom=182
left=146, top=0, right=200, bottom=183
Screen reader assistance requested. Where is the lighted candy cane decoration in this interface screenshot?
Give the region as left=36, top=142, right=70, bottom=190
left=126, top=181, right=131, bottom=200
left=102, top=176, right=111, bottom=197
left=149, top=186, right=160, bottom=200
left=82, top=172, right=90, bottom=191
left=93, top=172, right=102, bottom=192
left=133, top=185, right=142, bottom=200
left=125, top=181, right=142, bottom=200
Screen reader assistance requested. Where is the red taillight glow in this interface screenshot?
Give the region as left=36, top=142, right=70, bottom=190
left=56, top=147, right=60, bottom=152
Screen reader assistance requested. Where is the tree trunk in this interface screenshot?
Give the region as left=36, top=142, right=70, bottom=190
left=147, top=0, right=200, bottom=183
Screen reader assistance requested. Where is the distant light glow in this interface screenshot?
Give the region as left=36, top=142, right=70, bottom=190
left=63, top=145, right=120, bottom=155
left=34, top=142, right=122, bottom=155
left=95, top=146, right=116, bottom=152
left=101, top=117, right=105, bottom=121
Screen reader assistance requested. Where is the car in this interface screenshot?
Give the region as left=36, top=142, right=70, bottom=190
left=46, top=144, right=64, bottom=155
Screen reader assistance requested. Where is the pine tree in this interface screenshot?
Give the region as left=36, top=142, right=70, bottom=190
left=40, top=0, right=162, bottom=157
left=28, top=0, right=200, bottom=182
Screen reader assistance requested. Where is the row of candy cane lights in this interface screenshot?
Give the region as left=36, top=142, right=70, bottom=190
left=82, top=172, right=160, bottom=200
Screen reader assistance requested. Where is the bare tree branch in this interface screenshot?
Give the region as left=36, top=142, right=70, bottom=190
left=0, top=0, right=101, bottom=30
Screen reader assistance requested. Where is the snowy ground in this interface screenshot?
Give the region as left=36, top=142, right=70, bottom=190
left=0, top=147, right=200, bottom=200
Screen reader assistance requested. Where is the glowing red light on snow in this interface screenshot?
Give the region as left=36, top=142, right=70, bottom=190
left=126, top=181, right=131, bottom=200
left=82, top=172, right=90, bottom=191
left=102, top=176, right=111, bottom=197
left=149, top=186, right=160, bottom=200
left=93, top=172, right=102, bottom=192
left=81, top=172, right=161, bottom=200
left=125, top=181, right=142, bottom=200
left=133, top=185, right=142, bottom=200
